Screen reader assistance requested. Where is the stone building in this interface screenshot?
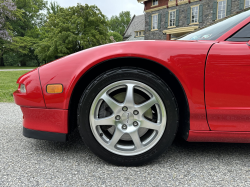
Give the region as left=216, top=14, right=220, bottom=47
left=138, top=0, right=250, bottom=40
left=123, top=15, right=145, bottom=41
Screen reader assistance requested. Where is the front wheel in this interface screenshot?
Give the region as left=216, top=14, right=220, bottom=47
left=78, top=68, right=179, bottom=166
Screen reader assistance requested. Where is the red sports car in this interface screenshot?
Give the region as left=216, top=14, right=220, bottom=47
left=14, top=9, right=250, bottom=166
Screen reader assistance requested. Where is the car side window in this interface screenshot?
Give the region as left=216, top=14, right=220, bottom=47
left=227, top=23, right=250, bottom=42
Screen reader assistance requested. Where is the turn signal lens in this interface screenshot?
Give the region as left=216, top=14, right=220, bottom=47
left=20, top=84, right=26, bottom=93
left=47, top=84, right=63, bottom=93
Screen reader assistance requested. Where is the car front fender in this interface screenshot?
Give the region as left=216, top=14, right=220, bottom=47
left=39, top=40, right=214, bottom=131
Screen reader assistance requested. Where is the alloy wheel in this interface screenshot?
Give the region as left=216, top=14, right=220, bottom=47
left=89, top=80, right=167, bottom=156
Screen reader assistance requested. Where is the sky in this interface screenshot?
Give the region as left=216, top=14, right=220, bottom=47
left=54, top=0, right=145, bottom=18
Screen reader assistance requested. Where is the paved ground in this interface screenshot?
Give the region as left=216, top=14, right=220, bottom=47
left=1, top=103, right=250, bottom=186
left=0, top=69, right=33, bottom=71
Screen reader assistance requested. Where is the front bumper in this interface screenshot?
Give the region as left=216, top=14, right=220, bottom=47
left=14, top=69, right=69, bottom=142
left=23, top=127, right=67, bottom=142
left=20, top=107, right=68, bottom=142
left=21, top=107, right=68, bottom=134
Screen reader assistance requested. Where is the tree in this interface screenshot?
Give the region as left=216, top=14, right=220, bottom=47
left=108, top=11, right=131, bottom=36
left=11, top=0, right=47, bottom=37
left=35, top=4, right=109, bottom=62
left=0, top=0, right=22, bottom=66
left=0, top=0, right=17, bottom=40
left=7, top=0, right=47, bottom=66
left=108, top=32, right=123, bottom=43
left=46, top=1, right=60, bottom=16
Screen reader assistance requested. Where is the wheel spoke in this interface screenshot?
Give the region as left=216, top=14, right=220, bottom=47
left=130, top=131, right=143, bottom=149
left=101, top=93, right=121, bottom=113
left=136, top=97, right=158, bottom=114
left=94, top=116, right=114, bottom=126
left=140, top=118, right=161, bottom=131
left=108, top=128, right=124, bottom=147
left=123, top=84, right=135, bottom=106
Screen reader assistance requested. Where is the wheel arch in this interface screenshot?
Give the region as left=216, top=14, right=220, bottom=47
left=68, top=57, right=190, bottom=140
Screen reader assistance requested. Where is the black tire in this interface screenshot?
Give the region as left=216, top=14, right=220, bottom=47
left=77, top=67, right=179, bottom=166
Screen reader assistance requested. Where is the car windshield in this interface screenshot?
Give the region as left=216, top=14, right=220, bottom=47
left=179, top=9, right=250, bottom=41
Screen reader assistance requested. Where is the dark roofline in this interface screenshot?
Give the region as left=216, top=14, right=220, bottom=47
left=123, top=15, right=136, bottom=37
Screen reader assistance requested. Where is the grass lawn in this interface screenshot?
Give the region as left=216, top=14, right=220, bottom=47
left=0, top=66, right=37, bottom=69
left=0, top=70, right=30, bottom=102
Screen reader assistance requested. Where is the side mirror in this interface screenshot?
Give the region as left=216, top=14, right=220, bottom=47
left=247, top=41, right=250, bottom=46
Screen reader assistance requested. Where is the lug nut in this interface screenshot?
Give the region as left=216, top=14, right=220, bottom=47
left=133, top=110, right=139, bottom=115
left=122, top=106, right=128, bottom=111
left=133, top=121, right=139, bottom=127
left=115, top=115, right=121, bottom=120
left=122, top=124, right=127, bottom=129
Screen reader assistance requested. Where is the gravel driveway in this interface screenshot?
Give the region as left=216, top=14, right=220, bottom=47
left=1, top=103, right=250, bottom=186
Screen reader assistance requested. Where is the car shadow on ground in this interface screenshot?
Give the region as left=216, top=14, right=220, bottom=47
left=33, top=130, right=250, bottom=166
left=172, top=136, right=250, bottom=157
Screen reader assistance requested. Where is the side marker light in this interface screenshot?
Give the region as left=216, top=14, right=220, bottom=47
left=47, top=84, right=63, bottom=94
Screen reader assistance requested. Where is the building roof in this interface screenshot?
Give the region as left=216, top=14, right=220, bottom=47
left=123, top=14, right=145, bottom=38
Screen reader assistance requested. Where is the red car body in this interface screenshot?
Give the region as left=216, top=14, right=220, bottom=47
left=14, top=14, right=250, bottom=143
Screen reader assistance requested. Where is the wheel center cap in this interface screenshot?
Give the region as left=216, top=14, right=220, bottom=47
left=121, top=112, right=134, bottom=125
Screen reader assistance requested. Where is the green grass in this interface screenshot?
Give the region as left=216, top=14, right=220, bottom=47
left=0, top=71, right=30, bottom=102
left=0, top=66, right=37, bottom=69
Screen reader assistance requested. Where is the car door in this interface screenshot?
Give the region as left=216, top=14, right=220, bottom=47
left=205, top=23, right=250, bottom=131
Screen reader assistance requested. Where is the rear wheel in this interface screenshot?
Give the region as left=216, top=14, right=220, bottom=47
left=78, top=68, right=179, bottom=166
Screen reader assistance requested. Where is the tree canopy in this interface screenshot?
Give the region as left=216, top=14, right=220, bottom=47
left=46, top=1, right=60, bottom=16
left=11, top=0, right=47, bottom=37
left=108, top=11, right=131, bottom=35
left=35, top=4, right=109, bottom=62
left=108, top=32, right=123, bottom=43
left=0, top=0, right=23, bottom=66
left=0, top=1, right=131, bottom=67
left=0, top=0, right=17, bottom=40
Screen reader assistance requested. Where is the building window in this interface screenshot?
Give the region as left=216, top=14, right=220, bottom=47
left=169, top=10, right=176, bottom=27
left=246, top=0, right=250, bottom=8
left=217, top=0, right=226, bottom=19
left=152, top=0, right=158, bottom=6
left=152, top=14, right=158, bottom=30
left=135, top=31, right=144, bottom=37
left=191, top=5, right=199, bottom=23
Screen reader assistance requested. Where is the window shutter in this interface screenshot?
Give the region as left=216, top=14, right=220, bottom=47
left=149, top=15, right=152, bottom=31
left=212, top=1, right=218, bottom=21
left=239, top=0, right=244, bottom=10
left=158, top=13, right=161, bottom=29
left=187, top=7, right=191, bottom=25
left=227, top=0, right=232, bottom=16
left=176, top=10, right=179, bottom=27
left=165, top=12, right=168, bottom=28
left=199, top=4, right=203, bottom=23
